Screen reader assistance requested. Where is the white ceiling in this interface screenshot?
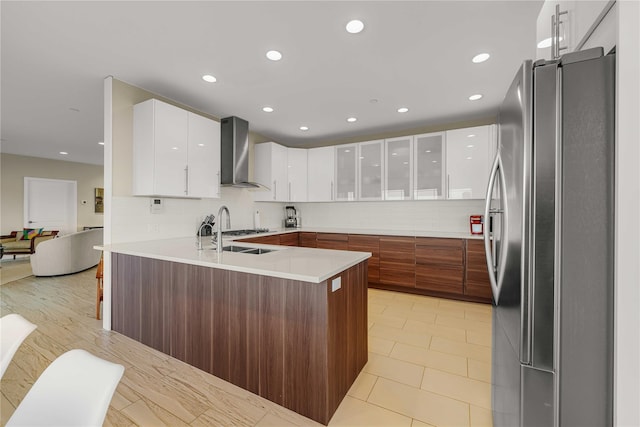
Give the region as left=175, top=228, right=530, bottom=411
left=1, top=1, right=543, bottom=166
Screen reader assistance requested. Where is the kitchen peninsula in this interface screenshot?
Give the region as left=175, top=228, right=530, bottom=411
left=103, top=238, right=369, bottom=425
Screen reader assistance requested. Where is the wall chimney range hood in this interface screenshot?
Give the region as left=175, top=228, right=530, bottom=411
left=220, top=116, right=267, bottom=189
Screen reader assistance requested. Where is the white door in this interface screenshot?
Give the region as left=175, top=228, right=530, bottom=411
left=24, top=177, right=77, bottom=234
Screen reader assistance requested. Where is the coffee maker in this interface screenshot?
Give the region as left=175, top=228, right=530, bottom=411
left=284, top=206, right=299, bottom=228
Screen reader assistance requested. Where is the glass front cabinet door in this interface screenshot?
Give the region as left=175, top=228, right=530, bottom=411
left=384, top=136, right=413, bottom=200
left=414, top=132, right=445, bottom=199
left=358, top=140, right=384, bottom=200
left=335, top=144, right=358, bottom=201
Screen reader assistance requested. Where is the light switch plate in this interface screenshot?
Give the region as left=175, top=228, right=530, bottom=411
left=331, top=277, right=342, bottom=292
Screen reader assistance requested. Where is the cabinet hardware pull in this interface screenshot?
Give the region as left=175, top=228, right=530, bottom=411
left=185, top=166, right=189, bottom=195
left=551, top=4, right=568, bottom=59
left=273, top=180, right=277, bottom=200
left=289, top=182, right=292, bottom=201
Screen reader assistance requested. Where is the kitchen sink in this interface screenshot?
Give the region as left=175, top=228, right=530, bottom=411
left=222, top=245, right=275, bottom=255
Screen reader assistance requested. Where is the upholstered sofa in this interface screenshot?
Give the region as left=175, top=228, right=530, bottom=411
left=30, top=228, right=103, bottom=276
left=0, top=230, right=59, bottom=259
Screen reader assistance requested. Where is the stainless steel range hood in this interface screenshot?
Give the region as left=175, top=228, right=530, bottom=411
left=220, top=116, right=267, bottom=189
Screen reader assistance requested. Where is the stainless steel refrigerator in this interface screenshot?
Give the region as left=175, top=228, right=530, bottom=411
left=484, top=47, right=615, bottom=427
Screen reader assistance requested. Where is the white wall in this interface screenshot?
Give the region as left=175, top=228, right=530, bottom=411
left=615, top=1, right=640, bottom=425
left=0, top=153, right=104, bottom=233
left=298, top=199, right=484, bottom=232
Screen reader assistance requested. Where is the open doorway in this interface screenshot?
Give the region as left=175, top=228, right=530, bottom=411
left=24, top=177, right=77, bottom=235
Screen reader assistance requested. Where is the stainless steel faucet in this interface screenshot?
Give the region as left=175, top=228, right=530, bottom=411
left=197, top=222, right=214, bottom=250
left=215, top=205, right=230, bottom=253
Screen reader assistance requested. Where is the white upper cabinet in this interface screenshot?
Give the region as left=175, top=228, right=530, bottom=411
left=358, top=140, right=384, bottom=201
left=536, top=0, right=614, bottom=60
left=414, top=132, right=445, bottom=200
left=445, top=125, right=495, bottom=200
left=253, top=142, right=288, bottom=202
left=287, top=148, right=308, bottom=202
left=133, top=99, right=220, bottom=198
left=307, top=146, right=335, bottom=202
left=385, top=136, right=413, bottom=200
left=335, top=144, right=358, bottom=201
left=187, top=113, right=220, bottom=198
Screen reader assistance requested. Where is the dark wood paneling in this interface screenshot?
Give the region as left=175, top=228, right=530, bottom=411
left=279, top=232, right=299, bottom=247
left=415, top=245, right=463, bottom=266
left=299, top=232, right=317, bottom=248
left=379, top=237, right=415, bottom=287
left=259, top=276, right=286, bottom=405
left=416, top=237, right=463, bottom=248
left=317, top=240, right=349, bottom=251
left=317, top=233, right=349, bottom=242
left=111, top=255, right=373, bottom=423
left=283, top=279, right=328, bottom=422
left=241, top=234, right=281, bottom=245
left=348, top=235, right=379, bottom=283
left=416, top=264, right=464, bottom=294
left=229, top=271, right=260, bottom=394
left=465, top=239, right=491, bottom=301
left=380, top=261, right=415, bottom=288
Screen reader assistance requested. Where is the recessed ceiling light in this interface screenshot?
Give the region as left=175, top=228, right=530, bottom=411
left=397, top=107, right=409, bottom=113
left=266, top=50, right=282, bottom=61
left=467, top=134, right=476, bottom=138
left=171, top=147, right=179, bottom=150
left=432, top=160, right=437, bottom=163
left=299, top=126, right=309, bottom=131
left=345, top=149, right=351, bottom=153
left=467, top=144, right=475, bottom=148
left=373, top=164, right=380, bottom=167
left=59, top=151, right=68, bottom=155
left=98, top=142, right=105, bottom=146
left=425, top=150, right=431, bottom=153
left=198, top=143, right=205, bottom=147
left=537, top=36, right=563, bottom=49
left=403, top=161, right=409, bottom=165
left=347, top=117, right=357, bottom=123
left=202, top=74, right=217, bottom=83
left=262, top=106, right=274, bottom=113
left=472, top=53, right=490, bottom=63
left=466, top=157, right=473, bottom=160
left=359, top=156, right=365, bottom=159
left=392, top=152, right=398, bottom=156
left=468, top=94, right=483, bottom=101
left=346, top=19, right=364, bottom=34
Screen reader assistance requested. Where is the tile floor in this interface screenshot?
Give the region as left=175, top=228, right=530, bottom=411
left=0, top=269, right=493, bottom=427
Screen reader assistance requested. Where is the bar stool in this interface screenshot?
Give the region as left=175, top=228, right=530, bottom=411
left=96, top=253, right=103, bottom=320
left=0, top=314, right=37, bottom=379
left=6, top=349, right=124, bottom=426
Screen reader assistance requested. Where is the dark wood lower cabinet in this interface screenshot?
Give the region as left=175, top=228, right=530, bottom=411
left=278, top=232, right=299, bottom=246
left=379, top=236, right=415, bottom=288
left=299, top=232, right=318, bottom=248
left=465, top=240, right=493, bottom=300
left=111, top=253, right=368, bottom=425
left=415, top=237, right=464, bottom=294
left=348, top=235, right=380, bottom=283
left=316, top=233, right=349, bottom=250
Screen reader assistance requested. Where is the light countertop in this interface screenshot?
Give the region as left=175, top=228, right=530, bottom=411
left=234, top=227, right=484, bottom=240
left=99, top=237, right=370, bottom=284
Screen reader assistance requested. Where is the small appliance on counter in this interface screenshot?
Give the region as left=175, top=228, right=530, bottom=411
left=469, top=215, right=484, bottom=235
left=284, top=206, right=300, bottom=228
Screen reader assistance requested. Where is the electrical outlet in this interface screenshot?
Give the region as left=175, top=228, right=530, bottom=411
left=331, top=277, right=342, bottom=292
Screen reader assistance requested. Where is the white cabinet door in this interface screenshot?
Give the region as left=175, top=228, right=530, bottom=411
left=287, top=148, right=307, bottom=202
left=358, top=140, right=384, bottom=200
left=133, top=99, right=188, bottom=197
left=385, top=136, right=413, bottom=200
left=335, top=144, right=358, bottom=201
left=414, top=132, right=445, bottom=200
left=188, top=112, right=220, bottom=198
left=253, top=142, right=288, bottom=202
left=307, top=146, right=334, bottom=202
left=536, top=0, right=613, bottom=60
left=445, top=125, right=493, bottom=200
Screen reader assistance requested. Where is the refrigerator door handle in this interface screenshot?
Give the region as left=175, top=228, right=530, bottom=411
left=484, top=154, right=501, bottom=303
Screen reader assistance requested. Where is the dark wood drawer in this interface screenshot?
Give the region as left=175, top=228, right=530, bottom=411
left=415, top=245, right=463, bottom=266
left=279, top=232, right=299, bottom=247
left=466, top=239, right=486, bottom=252
left=416, top=237, right=463, bottom=248
left=317, top=233, right=349, bottom=242
left=317, top=240, right=349, bottom=251
left=367, top=264, right=380, bottom=283
left=380, top=261, right=415, bottom=288
left=416, top=264, right=463, bottom=294
left=348, top=235, right=380, bottom=259
left=380, top=236, right=415, bottom=264
left=299, top=232, right=317, bottom=248
left=241, top=235, right=280, bottom=245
